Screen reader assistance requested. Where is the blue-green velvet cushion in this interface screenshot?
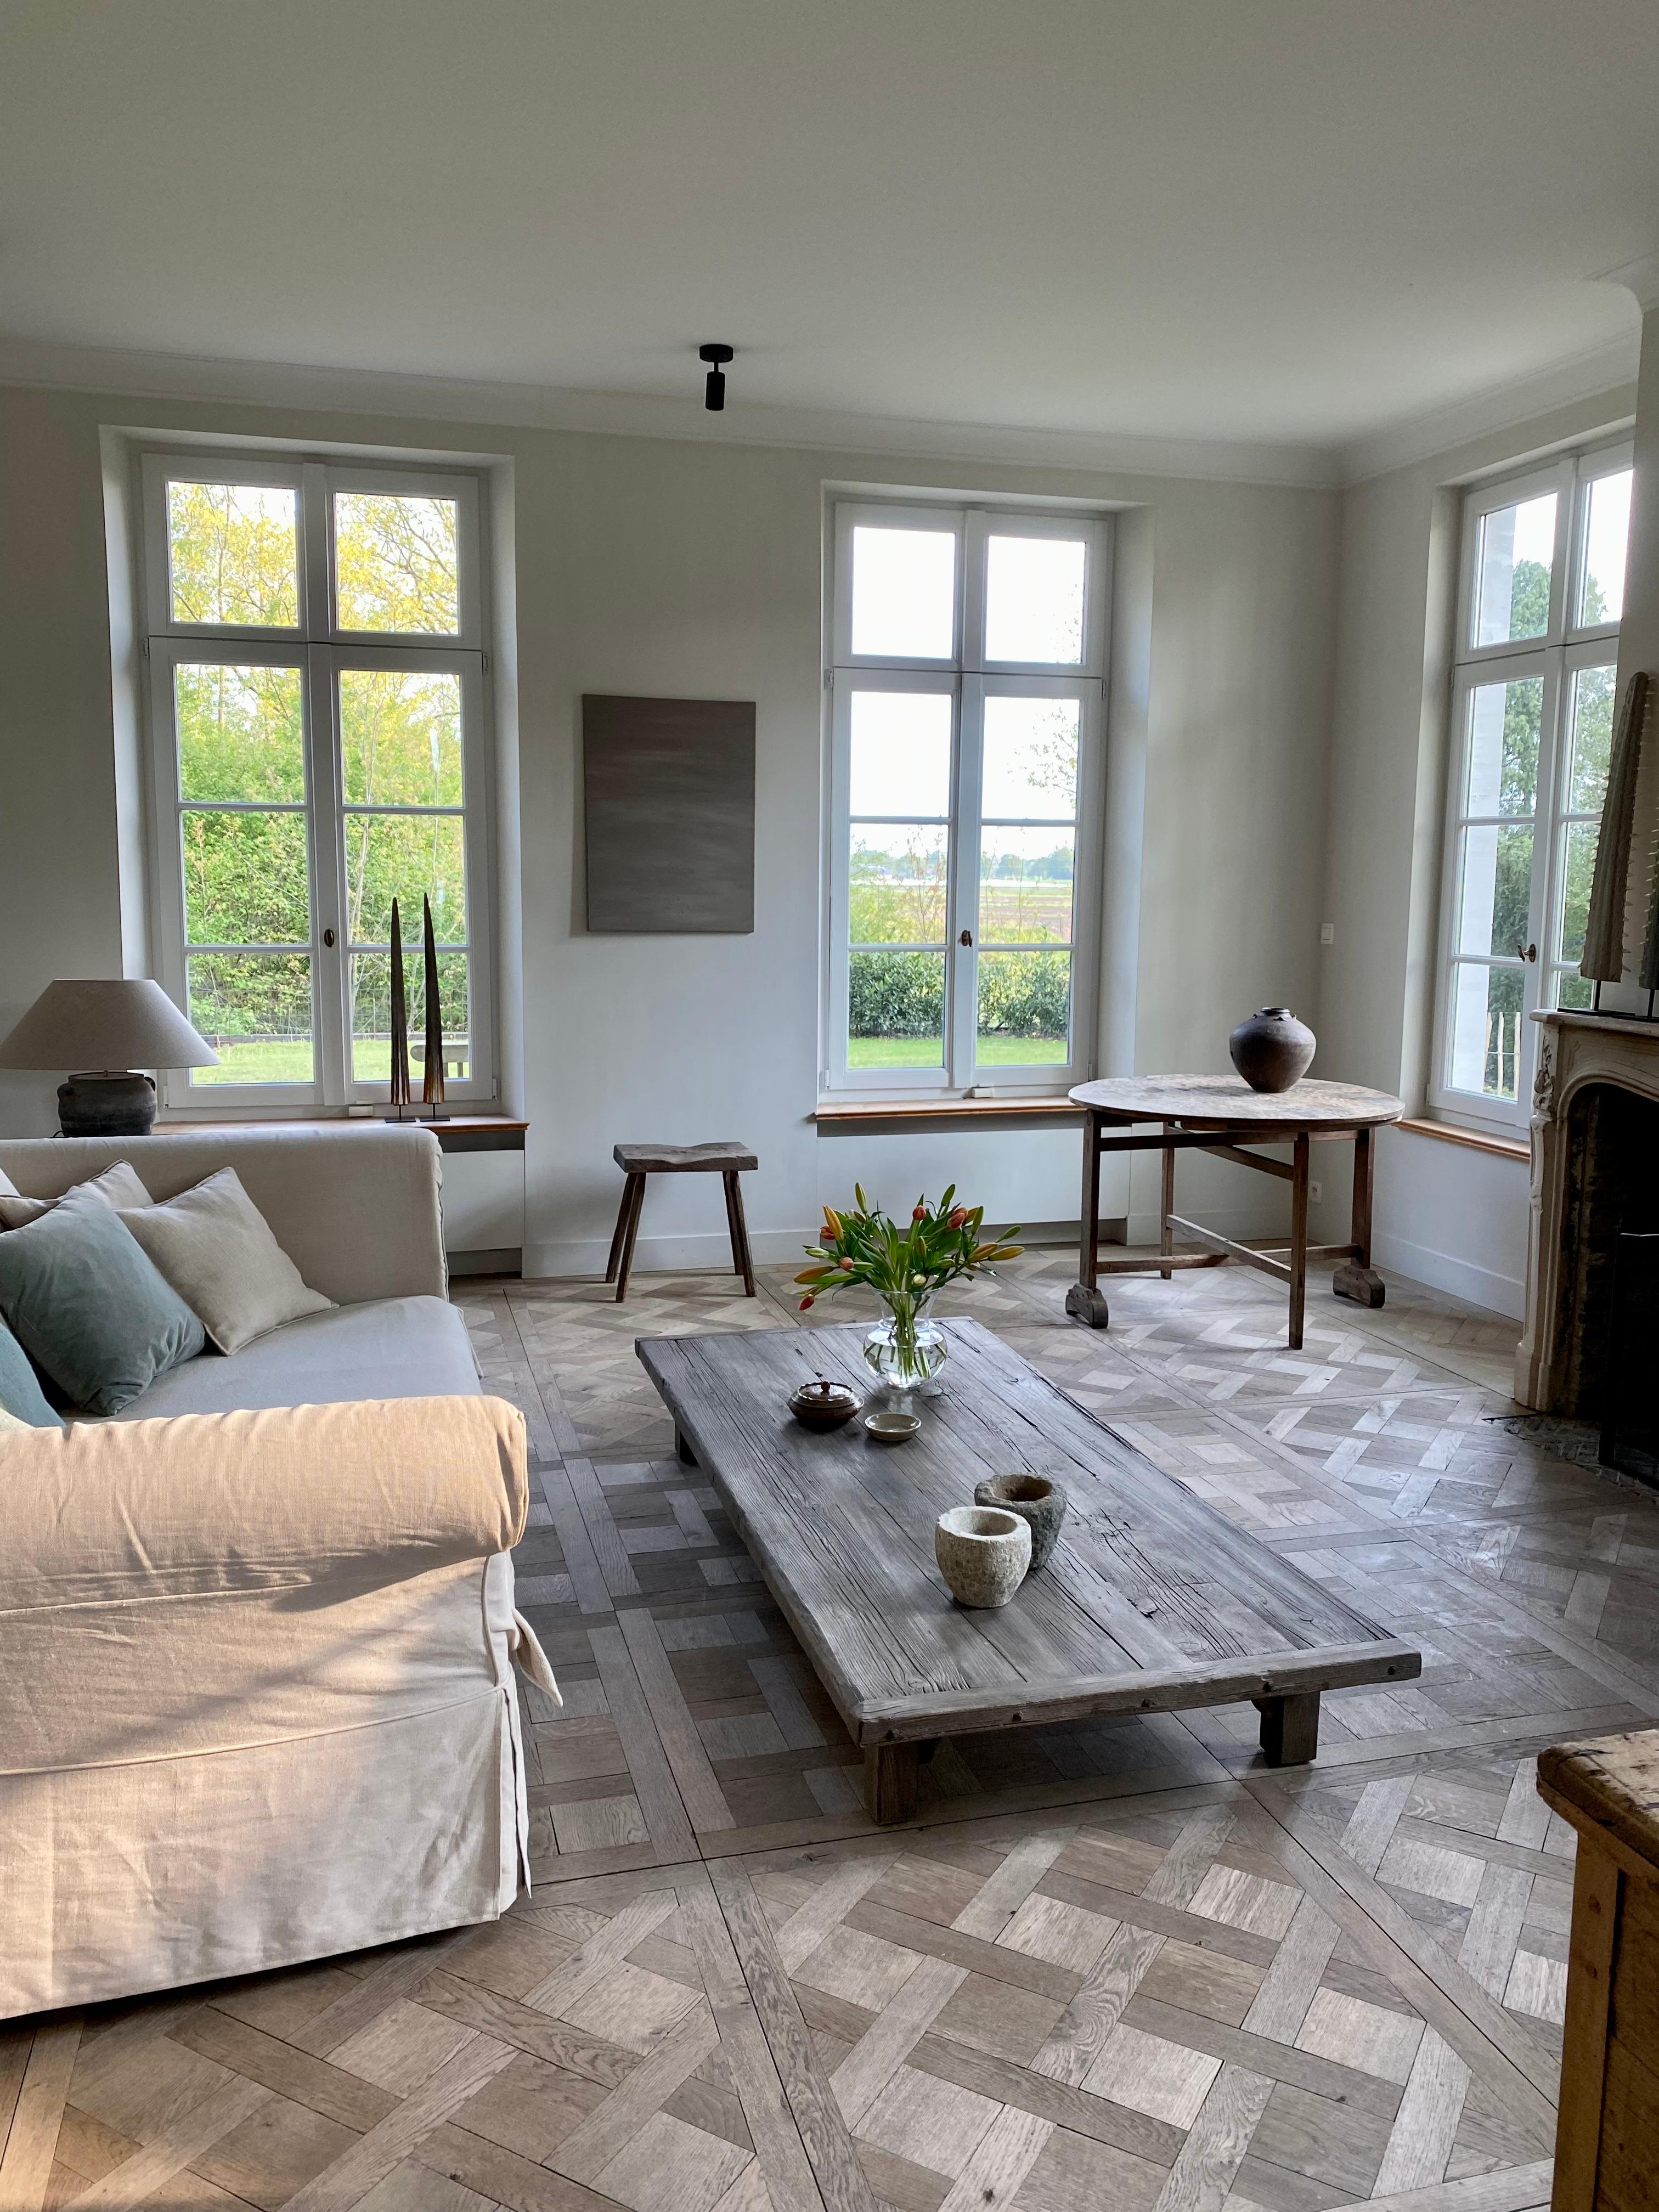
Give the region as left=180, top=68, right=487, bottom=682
left=0, top=1313, right=62, bottom=1428
left=0, top=1190, right=205, bottom=1417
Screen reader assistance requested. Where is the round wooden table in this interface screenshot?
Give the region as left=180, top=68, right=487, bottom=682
left=1066, top=1075, right=1404, bottom=1348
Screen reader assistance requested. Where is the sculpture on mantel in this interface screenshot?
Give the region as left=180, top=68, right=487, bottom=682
left=1581, top=669, right=1650, bottom=1007
left=383, top=894, right=449, bottom=1121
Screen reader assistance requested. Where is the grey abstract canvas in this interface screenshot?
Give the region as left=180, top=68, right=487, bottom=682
left=582, top=695, right=756, bottom=934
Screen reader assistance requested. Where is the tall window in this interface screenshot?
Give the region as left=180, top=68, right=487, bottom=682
left=139, top=454, right=493, bottom=1108
left=1435, top=443, right=1632, bottom=1132
left=826, top=503, right=1108, bottom=1093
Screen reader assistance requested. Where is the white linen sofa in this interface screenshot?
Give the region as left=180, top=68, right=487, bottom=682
left=0, top=1126, right=553, bottom=2018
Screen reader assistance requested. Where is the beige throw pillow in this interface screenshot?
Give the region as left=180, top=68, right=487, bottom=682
left=117, top=1168, right=332, bottom=1354
left=0, top=1160, right=153, bottom=1231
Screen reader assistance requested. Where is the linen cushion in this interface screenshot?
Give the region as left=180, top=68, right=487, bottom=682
left=117, top=1167, right=333, bottom=1355
left=109, top=1294, right=479, bottom=1417
left=0, top=1314, right=64, bottom=1429
left=0, top=1159, right=152, bottom=1231
left=0, top=1192, right=204, bottom=1416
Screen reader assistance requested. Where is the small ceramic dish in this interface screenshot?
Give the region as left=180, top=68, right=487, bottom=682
left=863, top=1409, right=921, bottom=1444
left=788, top=1379, right=861, bottom=1431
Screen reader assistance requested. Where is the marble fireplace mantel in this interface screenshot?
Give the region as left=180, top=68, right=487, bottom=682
left=1515, top=1009, right=1659, bottom=1409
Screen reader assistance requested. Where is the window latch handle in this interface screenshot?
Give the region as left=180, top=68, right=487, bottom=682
left=960, top=929, right=974, bottom=947
left=1516, top=940, right=1536, bottom=963
left=323, top=928, right=337, bottom=949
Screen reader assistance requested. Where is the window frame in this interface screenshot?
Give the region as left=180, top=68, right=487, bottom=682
left=824, top=499, right=1110, bottom=1098
left=1431, top=439, right=1630, bottom=1135
left=138, top=448, right=495, bottom=1114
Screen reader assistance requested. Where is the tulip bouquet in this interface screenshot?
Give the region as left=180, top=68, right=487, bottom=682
left=795, top=1186, right=1022, bottom=1390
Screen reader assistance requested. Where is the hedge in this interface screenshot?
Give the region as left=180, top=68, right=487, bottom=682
left=849, top=949, right=1069, bottom=1038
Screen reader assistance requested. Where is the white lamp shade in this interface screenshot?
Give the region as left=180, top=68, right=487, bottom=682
left=0, top=980, right=221, bottom=1071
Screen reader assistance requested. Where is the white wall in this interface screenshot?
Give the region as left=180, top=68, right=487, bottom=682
left=1314, top=379, right=1640, bottom=1308
left=0, top=378, right=1339, bottom=1275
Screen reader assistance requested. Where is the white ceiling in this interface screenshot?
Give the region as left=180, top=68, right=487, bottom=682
left=1, top=0, right=1653, bottom=470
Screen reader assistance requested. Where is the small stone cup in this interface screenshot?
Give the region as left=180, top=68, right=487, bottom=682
left=934, top=1506, right=1031, bottom=1609
left=973, top=1472, right=1068, bottom=1572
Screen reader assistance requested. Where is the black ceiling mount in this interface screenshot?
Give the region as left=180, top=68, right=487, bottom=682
left=699, top=342, right=734, bottom=412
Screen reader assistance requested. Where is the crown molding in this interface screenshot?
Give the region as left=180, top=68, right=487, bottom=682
left=0, top=331, right=1344, bottom=488
left=1336, top=330, right=1642, bottom=486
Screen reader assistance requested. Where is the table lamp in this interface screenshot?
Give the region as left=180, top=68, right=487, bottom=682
left=0, top=979, right=221, bottom=1135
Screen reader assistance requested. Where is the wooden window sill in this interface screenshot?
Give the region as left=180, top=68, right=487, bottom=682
left=1395, top=1115, right=1528, bottom=1163
left=814, top=1096, right=1080, bottom=1125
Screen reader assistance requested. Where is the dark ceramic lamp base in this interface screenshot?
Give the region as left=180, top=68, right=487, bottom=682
left=57, top=1070, right=157, bottom=1137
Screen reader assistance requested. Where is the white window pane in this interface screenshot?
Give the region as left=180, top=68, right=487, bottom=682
left=176, top=663, right=305, bottom=803
left=167, top=481, right=298, bottom=627
left=1455, top=823, right=1533, bottom=958
left=849, top=824, right=948, bottom=944
left=849, top=526, right=955, bottom=657
left=1565, top=665, right=1615, bottom=817
left=352, top=949, right=470, bottom=1084
left=1447, top=964, right=1524, bottom=1100
left=1472, top=493, right=1555, bottom=647
left=188, top=953, right=313, bottom=1085
left=1555, top=821, right=1599, bottom=969
left=848, top=951, right=944, bottom=1069
left=981, top=696, right=1079, bottom=819
left=335, top=493, right=460, bottom=634
left=985, top=535, right=1086, bottom=663
left=1579, top=469, right=1631, bottom=626
left=1463, top=678, right=1541, bottom=816
left=979, top=827, right=1074, bottom=945
left=978, top=950, right=1070, bottom=1065
left=849, top=690, right=951, bottom=815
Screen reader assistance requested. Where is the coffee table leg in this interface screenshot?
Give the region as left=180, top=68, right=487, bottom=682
left=1255, top=1692, right=1321, bottom=1765
left=1066, top=1110, right=1110, bottom=1329
left=1333, top=1125, right=1386, bottom=1310
left=864, top=1741, right=919, bottom=1823
left=675, top=1423, right=698, bottom=1468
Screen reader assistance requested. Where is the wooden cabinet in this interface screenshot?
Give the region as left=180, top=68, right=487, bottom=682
left=1539, top=1732, right=1659, bottom=2210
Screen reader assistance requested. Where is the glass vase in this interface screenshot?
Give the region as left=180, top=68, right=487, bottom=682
left=863, top=1291, right=948, bottom=1399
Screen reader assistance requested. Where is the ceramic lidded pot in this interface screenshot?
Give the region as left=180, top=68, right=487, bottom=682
left=934, top=1506, right=1031, bottom=1608
left=1229, top=1007, right=1316, bottom=1093
left=974, top=1473, right=1068, bottom=1572
left=787, top=1379, right=860, bottom=1430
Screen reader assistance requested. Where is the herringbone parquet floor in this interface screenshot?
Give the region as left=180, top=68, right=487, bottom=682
left=7, top=1247, right=1656, bottom=2212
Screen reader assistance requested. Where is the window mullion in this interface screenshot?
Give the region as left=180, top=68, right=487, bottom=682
left=307, top=646, right=349, bottom=1104
left=953, top=677, right=984, bottom=1084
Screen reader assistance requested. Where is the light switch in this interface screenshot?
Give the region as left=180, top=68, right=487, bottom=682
left=1319, top=921, right=1335, bottom=946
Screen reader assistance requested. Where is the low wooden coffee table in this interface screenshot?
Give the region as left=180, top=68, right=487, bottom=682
left=639, top=1317, right=1419, bottom=1824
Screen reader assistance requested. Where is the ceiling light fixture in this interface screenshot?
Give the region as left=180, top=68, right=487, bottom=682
left=698, top=342, right=734, bottom=412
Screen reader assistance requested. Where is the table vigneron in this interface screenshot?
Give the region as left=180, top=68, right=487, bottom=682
left=1066, top=1075, right=1404, bottom=1351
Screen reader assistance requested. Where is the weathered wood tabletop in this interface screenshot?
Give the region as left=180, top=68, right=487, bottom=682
left=637, top=1317, right=1420, bottom=1822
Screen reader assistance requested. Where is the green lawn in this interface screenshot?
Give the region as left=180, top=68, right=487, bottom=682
left=191, top=1039, right=469, bottom=1086
left=848, top=1034, right=1067, bottom=1069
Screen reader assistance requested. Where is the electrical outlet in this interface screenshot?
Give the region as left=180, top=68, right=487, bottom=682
left=1319, top=921, right=1335, bottom=946
left=1309, top=1180, right=1323, bottom=1203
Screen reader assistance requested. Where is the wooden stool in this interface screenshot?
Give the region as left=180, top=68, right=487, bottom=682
left=606, top=1142, right=758, bottom=1302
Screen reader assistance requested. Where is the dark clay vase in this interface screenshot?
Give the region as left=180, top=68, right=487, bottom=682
left=1229, top=1007, right=1316, bottom=1093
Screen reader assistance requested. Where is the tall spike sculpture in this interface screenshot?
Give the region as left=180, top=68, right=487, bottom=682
left=422, top=893, right=447, bottom=1110
left=387, top=897, right=411, bottom=1112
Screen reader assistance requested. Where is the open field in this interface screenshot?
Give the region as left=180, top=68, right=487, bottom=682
left=847, top=1032, right=1067, bottom=1068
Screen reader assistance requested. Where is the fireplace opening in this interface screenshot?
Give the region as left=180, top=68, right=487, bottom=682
left=1602, top=1233, right=1659, bottom=1484
left=1551, top=1083, right=1659, bottom=1421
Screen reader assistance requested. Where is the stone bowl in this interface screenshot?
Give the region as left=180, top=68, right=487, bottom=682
left=864, top=1409, right=921, bottom=1445
left=934, top=1505, right=1031, bottom=1609
left=973, top=1472, right=1068, bottom=1572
